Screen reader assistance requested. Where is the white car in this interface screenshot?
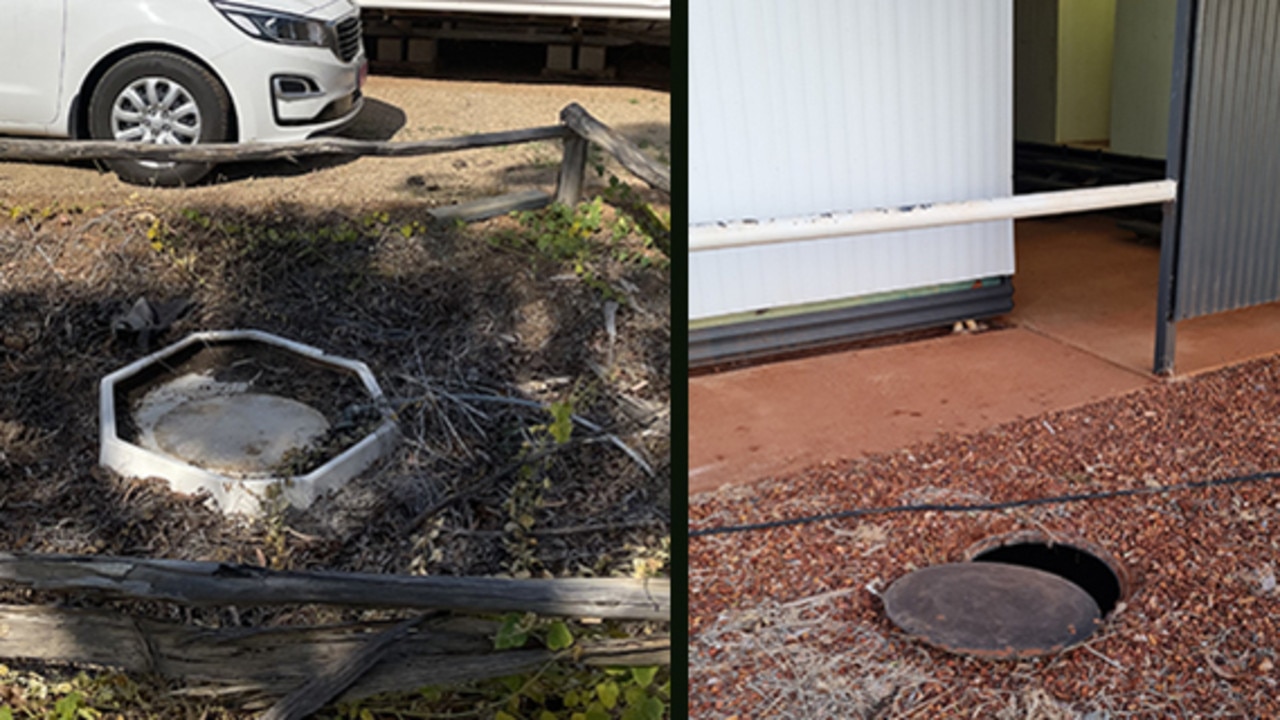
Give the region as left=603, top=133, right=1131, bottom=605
left=0, top=0, right=367, bottom=186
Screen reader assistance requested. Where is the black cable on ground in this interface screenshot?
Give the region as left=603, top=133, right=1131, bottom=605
left=689, top=470, right=1280, bottom=538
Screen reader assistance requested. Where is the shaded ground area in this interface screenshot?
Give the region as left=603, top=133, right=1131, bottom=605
left=0, top=167, right=670, bottom=712
left=0, top=187, right=671, bottom=570
left=691, top=355, right=1280, bottom=718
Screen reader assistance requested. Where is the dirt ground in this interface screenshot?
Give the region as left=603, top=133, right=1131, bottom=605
left=0, top=71, right=669, bottom=714
left=0, top=74, right=671, bottom=212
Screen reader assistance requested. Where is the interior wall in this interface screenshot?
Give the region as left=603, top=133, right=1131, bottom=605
left=1014, top=0, right=1058, bottom=144
left=1109, top=0, right=1176, bottom=158
left=1056, top=0, right=1116, bottom=143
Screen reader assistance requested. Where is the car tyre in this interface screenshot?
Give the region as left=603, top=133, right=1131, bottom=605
left=88, top=51, right=231, bottom=187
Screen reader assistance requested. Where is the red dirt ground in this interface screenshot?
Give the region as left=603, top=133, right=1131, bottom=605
left=690, top=353, right=1280, bottom=719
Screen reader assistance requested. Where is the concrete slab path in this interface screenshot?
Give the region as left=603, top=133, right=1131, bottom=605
left=689, top=328, right=1152, bottom=496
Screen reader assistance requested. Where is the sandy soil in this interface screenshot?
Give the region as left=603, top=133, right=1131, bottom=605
left=0, top=74, right=671, bottom=212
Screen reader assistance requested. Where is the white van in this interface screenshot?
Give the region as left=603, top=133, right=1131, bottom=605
left=0, top=0, right=367, bottom=186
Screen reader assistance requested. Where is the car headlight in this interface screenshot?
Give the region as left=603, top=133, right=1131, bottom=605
left=212, top=1, right=330, bottom=48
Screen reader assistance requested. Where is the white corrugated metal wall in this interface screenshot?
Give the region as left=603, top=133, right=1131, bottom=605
left=689, top=0, right=1015, bottom=321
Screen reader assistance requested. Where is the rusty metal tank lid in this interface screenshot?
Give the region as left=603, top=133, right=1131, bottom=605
left=882, top=562, right=1102, bottom=659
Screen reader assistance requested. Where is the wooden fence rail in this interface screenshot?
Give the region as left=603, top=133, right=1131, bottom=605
left=0, top=604, right=669, bottom=708
left=0, top=552, right=668, bottom=621
left=0, top=103, right=669, bottom=208
left=0, top=126, right=570, bottom=163
left=0, top=552, right=670, bottom=712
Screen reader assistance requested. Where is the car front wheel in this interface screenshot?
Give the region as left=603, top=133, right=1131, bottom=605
left=88, top=51, right=231, bottom=187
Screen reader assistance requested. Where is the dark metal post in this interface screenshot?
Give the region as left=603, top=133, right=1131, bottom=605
left=1154, top=200, right=1178, bottom=375
left=1154, top=0, right=1198, bottom=375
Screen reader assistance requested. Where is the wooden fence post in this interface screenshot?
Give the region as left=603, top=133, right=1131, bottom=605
left=559, top=103, right=670, bottom=194
left=556, top=132, right=589, bottom=206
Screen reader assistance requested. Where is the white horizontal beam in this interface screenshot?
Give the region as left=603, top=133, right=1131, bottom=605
left=688, top=180, right=1178, bottom=253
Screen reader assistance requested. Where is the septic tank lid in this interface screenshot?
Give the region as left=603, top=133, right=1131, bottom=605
left=882, top=562, right=1102, bottom=659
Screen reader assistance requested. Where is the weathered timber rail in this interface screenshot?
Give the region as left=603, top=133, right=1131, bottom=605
left=0, top=551, right=668, bottom=620
left=0, top=552, right=670, bottom=710
left=0, top=603, right=669, bottom=707
left=0, top=125, right=570, bottom=163
left=0, top=102, right=669, bottom=209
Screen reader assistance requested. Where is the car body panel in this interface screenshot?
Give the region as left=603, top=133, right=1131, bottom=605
left=0, top=0, right=364, bottom=142
left=0, top=0, right=68, bottom=126
left=224, top=0, right=350, bottom=15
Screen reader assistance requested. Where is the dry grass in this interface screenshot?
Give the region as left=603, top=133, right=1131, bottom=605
left=0, top=190, right=670, bottom=715
left=690, top=577, right=932, bottom=719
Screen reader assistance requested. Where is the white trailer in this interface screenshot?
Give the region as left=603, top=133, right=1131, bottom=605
left=355, top=0, right=669, bottom=76
left=356, top=0, right=669, bottom=21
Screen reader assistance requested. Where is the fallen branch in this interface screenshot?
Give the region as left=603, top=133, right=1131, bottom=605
left=560, top=103, right=670, bottom=194
left=429, top=189, right=552, bottom=224
left=0, top=552, right=669, bottom=621
left=0, top=604, right=669, bottom=706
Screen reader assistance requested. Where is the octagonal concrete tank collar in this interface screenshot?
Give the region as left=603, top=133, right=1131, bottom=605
left=99, top=329, right=398, bottom=515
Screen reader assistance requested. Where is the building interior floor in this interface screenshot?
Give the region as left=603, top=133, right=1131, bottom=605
left=1013, top=213, right=1280, bottom=377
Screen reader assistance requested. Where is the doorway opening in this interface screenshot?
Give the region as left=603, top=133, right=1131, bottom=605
left=1010, top=0, right=1171, bottom=375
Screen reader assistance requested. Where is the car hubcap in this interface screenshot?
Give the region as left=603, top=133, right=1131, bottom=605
left=111, top=77, right=202, bottom=168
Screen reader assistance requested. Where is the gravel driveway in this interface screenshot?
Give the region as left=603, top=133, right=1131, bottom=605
left=0, top=73, right=670, bottom=212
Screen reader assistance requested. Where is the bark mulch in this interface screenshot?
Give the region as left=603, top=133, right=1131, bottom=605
left=690, top=354, right=1280, bottom=719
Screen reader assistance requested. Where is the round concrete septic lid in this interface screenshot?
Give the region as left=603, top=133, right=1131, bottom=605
left=882, top=562, right=1102, bottom=659
left=152, top=393, right=330, bottom=476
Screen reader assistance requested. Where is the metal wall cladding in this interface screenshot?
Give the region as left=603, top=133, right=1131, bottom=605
left=689, top=0, right=1014, bottom=321
left=1176, top=0, right=1280, bottom=320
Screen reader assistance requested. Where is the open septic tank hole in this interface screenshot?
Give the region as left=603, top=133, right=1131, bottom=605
left=969, top=540, right=1123, bottom=616
left=882, top=532, right=1128, bottom=659
left=100, top=330, right=398, bottom=515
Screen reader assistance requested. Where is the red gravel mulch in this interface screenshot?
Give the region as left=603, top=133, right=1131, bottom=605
left=690, top=355, right=1280, bottom=719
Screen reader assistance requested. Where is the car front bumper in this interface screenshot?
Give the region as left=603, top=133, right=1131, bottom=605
left=212, top=40, right=367, bottom=143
